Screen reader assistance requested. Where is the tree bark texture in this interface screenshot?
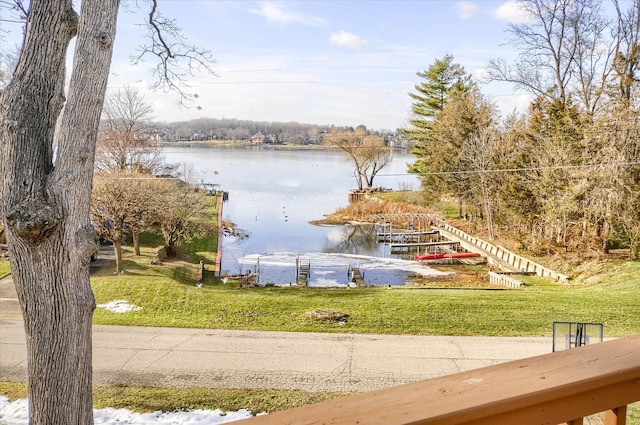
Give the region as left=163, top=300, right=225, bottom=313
left=133, top=232, right=141, bottom=256
left=113, top=240, right=123, bottom=273
left=0, top=1, right=120, bottom=424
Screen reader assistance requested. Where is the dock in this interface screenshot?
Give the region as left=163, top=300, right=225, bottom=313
left=296, top=257, right=310, bottom=286
left=389, top=241, right=460, bottom=249
left=375, top=224, right=482, bottom=263
left=349, top=266, right=366, bottom=287
left=377, top=230, right=439, bottom=243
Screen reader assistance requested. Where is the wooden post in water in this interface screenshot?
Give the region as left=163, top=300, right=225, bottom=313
left=349, top=266, right=366, bottom=287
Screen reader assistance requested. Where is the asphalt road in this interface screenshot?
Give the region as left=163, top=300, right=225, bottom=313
left=0, top=275, right=552, bottom=393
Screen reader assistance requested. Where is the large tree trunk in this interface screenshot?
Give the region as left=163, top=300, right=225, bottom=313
left=0, top=1, right=119, bottom=424
left=113, top=239, right=124, bottom=273
left=133, top=232, right=141, bottom=256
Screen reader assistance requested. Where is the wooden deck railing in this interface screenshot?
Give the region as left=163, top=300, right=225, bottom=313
left=238, top=335, right=640, bottom=425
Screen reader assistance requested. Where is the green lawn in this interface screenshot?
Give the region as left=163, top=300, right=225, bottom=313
left=4, top=229, right=640, bottom=420
left=0, top=382, right=348, bottom=414
left=91, top=246, right=640, bottom=337
left=1, top=381, right=637, bottom=422
left=0, top=260, right=10, bottom=279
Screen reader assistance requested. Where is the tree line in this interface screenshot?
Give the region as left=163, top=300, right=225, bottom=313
left=153, top=117, right=331, bottom=144
left=143, top=117, right=406, bottom=146
left=404, top=0, right=640, bottom=258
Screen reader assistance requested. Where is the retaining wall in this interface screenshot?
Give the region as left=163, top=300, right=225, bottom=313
left=214, top=192, right=224, bottom=277
left=489, top=271, right=523, bottom=288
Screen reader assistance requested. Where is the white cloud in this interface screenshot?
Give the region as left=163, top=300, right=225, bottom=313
left=329, top=31, right=368, bottom=48
left=456, top=2, right=478, bottom=19
left=471, top=66, right=490, bottom=81
left=249, top=2, right=327, bottom=26
left=492, top=0, right=533, bottom=24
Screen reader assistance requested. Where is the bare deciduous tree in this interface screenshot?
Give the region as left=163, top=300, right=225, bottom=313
left=96, top=86, right=170, bottom=174
left=155, top=181, right=213, bottom=257
left=0, top=1, right=214, bottom=423
left=582, top=103, right=640, bottom=257
left=325, top=129, right=392, bottom=192
left=611, top=0, right=640, bottom=105
left=102, top=86, right=154, bottom=135
left=91, top=173, right=162, bottom=272
left=488, top=0, right=615, bottom=114
left=460, top=129, right=502, bottom=239
left=1, top=2, right=119, bottom=423
left=96, top=130, right=169, bottom=174
left=418, top=86, right=495, bottom=217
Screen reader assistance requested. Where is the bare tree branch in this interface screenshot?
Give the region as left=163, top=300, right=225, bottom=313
left=611, top=0, right=640, bottom=105
left=0, top=0, right=28, bottom=43
left=0, top=0, right=28, bottom=22
left=486, top=0, right=615, bottom=114
left=130, top=0, right=217, bottom=103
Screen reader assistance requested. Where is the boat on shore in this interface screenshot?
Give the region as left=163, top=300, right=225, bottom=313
left=415, top=252, right=481, bottom=261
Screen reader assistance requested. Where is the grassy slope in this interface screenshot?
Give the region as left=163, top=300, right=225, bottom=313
left=91, top=246, right=640, bottom=337
left=1, top=381, right=637, bottom=422
left=4, top=190, right=640, bottom=419
left=87, top=236, right=639, bottom=421
left=0, top=382, right=348, bottom=414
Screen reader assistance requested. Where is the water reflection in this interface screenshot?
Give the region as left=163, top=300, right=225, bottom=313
left=160, top=145, right=443, bottom=286
left=323, top=224, right=380, bottom=255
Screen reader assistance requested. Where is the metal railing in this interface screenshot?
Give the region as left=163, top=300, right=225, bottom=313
left=237, top=335, right=640, bottom=425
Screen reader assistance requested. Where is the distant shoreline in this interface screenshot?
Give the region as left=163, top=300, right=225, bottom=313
left=156, top=140, right=409, bottom=152
left=157, top=140, right=335, bottom=150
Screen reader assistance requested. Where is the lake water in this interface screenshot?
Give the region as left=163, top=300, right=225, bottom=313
left=161, top=145, right=446, bottom=286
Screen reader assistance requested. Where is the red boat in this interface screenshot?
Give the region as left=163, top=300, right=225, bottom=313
left=415, top=252, right=481, bottom=261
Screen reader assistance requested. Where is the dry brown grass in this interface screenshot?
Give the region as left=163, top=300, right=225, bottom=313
left=405, top=265, right=500, bottom=289
left=312, top=197, right=439, bottom=226
left=302, top=308, right=350, bottom=322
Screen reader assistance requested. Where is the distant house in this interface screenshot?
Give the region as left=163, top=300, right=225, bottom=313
left=249, top=132, right=266, bottom=144
left=158, top=128, right=175, bottom=142
left=385, top=132, right=411, bottom=150
left=191, top=131, right=209, bottom=141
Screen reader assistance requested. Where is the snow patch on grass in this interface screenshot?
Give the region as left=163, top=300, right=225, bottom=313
left=0, top=396, right=256, bottom=424
left=97, top=300, right=142, bottom=313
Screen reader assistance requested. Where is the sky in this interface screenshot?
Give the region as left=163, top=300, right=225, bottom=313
left=1, top=1, right=535, bottom=130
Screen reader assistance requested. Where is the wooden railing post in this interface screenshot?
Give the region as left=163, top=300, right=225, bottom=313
left=604, top=406, right=627, bottom=425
